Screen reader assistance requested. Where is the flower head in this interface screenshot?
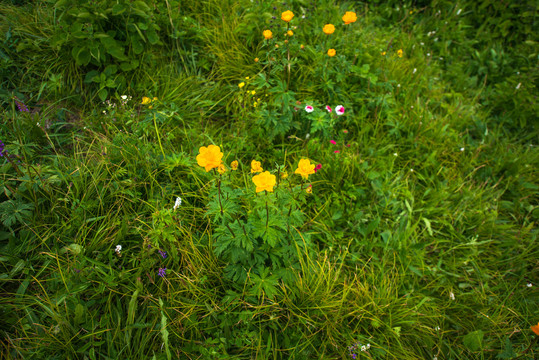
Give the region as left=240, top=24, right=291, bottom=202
left=381, top=51, right=386, bottom=56
left=252, top=171, right=276, bottom=192
left=323, top=24, right=335, bottom=34
left=295, top=159, right=315, bottom=179
left=158, top=250, right=167, bottom=259
left=281, top=10, right=294, bottom=22
left=330, top=140, right=337, bottom=145
left=342, top=11, right=358, bottom=25
left=336, top=105, right=345, bottom=115
left=115, top=245, right=122, bottom=254
left=305, top=105, right=314, bottom=113
left=263, top=30, right=273, bottom=39
left=218, top=163, right=227, bottom=174
left=141, top=96, right=152, bottom=105
left=174, top=197, right=182, bottom=210
left=314, top=163, right=322, bottom=173
left=281, top=171, right=288, bottom=179
left=287, top=30, right=294, bottom=36
left=231, top=160, right=239, bottom=170
left=306, top=184, right=312, bottom=194
left=397, top=49, right=403, bottom=58
left=158, top=268, right=167, bottom=278
left=251, top=160, right=263, bottom=173
left=238, top=82, right=245, bottom=88
left=0, top=140, right=5, bottom=157
left=255, top=57, right=259, bottom=62
left=327, top=49, right=336, bottom=57
left=196, top=145, right=224, bottom=172
left=531, top=322, right=539, bottom=336
left=326, top=105, right=332, bottom=112
left=322, top=24, right=335, bottom=35
left=334, top=150, right=340, bottom=154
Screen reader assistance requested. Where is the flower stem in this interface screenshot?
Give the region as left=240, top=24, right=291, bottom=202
left=218, top=174, right=224, bottom=215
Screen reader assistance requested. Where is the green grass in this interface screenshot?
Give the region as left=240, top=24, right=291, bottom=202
left=0, top=0, right=538, bottom=359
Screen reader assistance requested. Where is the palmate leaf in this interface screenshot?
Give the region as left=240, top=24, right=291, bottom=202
left=0, top=199, right=34, bottom=228
left=249, top=268, right=280, bottom=300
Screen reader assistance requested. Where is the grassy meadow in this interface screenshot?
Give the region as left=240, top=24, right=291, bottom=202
left=0, top=0, right=538, bottom=358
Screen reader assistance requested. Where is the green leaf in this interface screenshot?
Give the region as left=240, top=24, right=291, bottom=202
left=98, top=88, right=108, bottom=101
left=463, top=330, right=484, bottom=352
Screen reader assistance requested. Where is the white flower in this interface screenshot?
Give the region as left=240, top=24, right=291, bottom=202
left=335, top=105, right=345, bottom=115
left=305, top=105, right=314, bottom=113
left=460, top=147, right=465, bottom=152
left=457, top=9, right=462, bottom=15
left=450, top=292, right=455, bottom=300
left=516, top=82, right=521, bottom=90
left=435, top=326, right=440, bottom=331
left=366, top=344, right=371, bottom=349
left=410, top=169, right=414, bottom=172
left=397, top=84, right=401, bottom=88
left=413, top=68, right=417, bottom=74
left=527, top=283, right=533, bottom=287
left=305, top=133, right=310, bottom=139
left=393, top=153, right=398, bottom=156
left=115, top=245, right=122, bottom=254
left=174, top=197, right=182, bottom=210
left=427, top=53, right=431, bottom=57
left=121, top=95, right=128, bottom=100
left=361, top=345, right=366, bottom=352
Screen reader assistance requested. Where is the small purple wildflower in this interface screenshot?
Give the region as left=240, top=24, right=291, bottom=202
left=351, top=354, right=356, bottom=359
left=15, top=100, right=29, bottom=112
left=0, top=140, right=5, bottom=157
left=158, top=267, right=167, bottom=278
left=158, top=250, right=167, bottom=259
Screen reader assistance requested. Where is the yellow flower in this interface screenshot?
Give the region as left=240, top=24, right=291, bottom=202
left=287, top=30, right=294, bottom=36
left=253, top=102, right=258, bottom=107
left=252, top=171, right=276, bottom=192
left=295, top=159, right=315, bottom=179
left=381, top=51, right=386, bottom=56
left=263, top=30, right=273, bottom=39
left=323, top=24, right=335, bottom=34
left=300, top=44, right=305, bottom=49
left=532, top=322, right=539, bottom=336
left=327, top=49, right=336, bottom=57
left=238, top=82, right=245, bottom=88
left=251, top=160, right=263, bottom=173
left=217, top=163, right=227, bottom=174
left=251, top=90, right=256, bottom=95
left=281, top=10, right=294, bottom=22
left=196, top=145, right=224, bottom=172
left=342, top=11, right=357, bottom=25
left=231, top=160, right=238, bottom=170
left=141, top=96, right=152, bottom=105
left=275, top=44, right=279, bottom=48
left=397, top=49, right=403, bottom=58
left=245, top=76, right=250, bottom=80
left=255, top=57, right=259, bottom=62
left=306, top=185, right=312, bottom=194
left=280, top=171, right=288, bottom=179
left=153, top=97, right=158, bottom=101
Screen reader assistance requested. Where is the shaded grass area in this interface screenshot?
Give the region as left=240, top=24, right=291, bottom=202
left=0, top=0, right=538, bottom=359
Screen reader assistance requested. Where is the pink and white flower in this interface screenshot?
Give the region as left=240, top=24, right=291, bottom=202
left=335, top=105, right=345, bottom=115
left=305, top=105, right=314, bottom=113
left=325, top=105, right=332, bottom=112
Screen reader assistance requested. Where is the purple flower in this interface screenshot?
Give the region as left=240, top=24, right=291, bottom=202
left=351, top=354, right=356, bottom=359
left=0, top=140, right=5, bottom=157
left=158, top=250, right=167, bottom=259
left=158, top=268, right=167, bottom=278
left=15, top=100, right=29, bottom=112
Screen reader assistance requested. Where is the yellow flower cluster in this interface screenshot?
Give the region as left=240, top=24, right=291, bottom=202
left=196, top=147, right=317, bottom=194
